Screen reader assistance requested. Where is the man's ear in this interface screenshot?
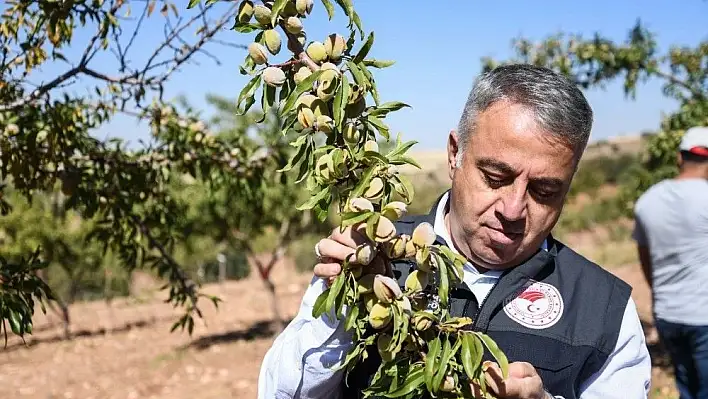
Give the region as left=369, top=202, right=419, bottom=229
left=447, top=129, right=460, bottom=180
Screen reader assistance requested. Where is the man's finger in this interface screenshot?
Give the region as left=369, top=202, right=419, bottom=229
left=482, top=361, right=505, bottom=395
left=508, top=361, right=537, bottom=378
left=330, top=224, right=369, bottom=249
left=317, top=238, right=356, bottom=262
left=314, top=262, right=342, bottom=279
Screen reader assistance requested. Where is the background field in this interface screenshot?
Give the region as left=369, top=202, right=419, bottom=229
left=0, top=134, right=681, bottom=399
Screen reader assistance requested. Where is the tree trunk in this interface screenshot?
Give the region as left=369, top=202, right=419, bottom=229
left=61, top=279, right=79, bottom=340
left=254, top=246, right=288, bottom=334
left=264, top=277, right=284, bottom=332
left=58, top=298, right=71, bottom=340
left=104, top=269, right=115, bottom=334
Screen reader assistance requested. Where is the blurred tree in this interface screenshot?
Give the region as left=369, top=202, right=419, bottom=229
left=179, top=94, right=331, bottom=331
left=0, top=0, right=286, bottom=340
left=483, top=20, right=707, bottom=214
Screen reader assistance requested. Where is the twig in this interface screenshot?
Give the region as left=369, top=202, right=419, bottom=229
left=131, top=215, right=197, bottom=300
left=270, top=59, right=302, bottom=68
left=652, top=69, right=705, bottom=99
left=278, top=22, right=319, bottom=72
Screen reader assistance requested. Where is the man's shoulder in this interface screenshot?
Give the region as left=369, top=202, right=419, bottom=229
left=634, top=179, right=669, bottom=212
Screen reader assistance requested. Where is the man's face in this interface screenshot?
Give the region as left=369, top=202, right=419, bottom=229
left=446, top=100, right=578, bottom=270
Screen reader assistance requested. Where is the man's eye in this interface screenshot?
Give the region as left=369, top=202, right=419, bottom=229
left=533, top=188, right=558, bottom=199
left=484, top=174, right=506, bottom=187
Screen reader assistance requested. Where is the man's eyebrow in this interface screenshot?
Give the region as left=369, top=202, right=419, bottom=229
left=476, top=158, right=517, bottom=175
left=477, top=157, right=565, bottom=187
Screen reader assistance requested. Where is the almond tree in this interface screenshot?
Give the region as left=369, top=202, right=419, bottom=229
left=0, top=0, right=285, bottom=342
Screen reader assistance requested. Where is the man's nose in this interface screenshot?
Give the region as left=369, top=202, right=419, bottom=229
left=497, top=184, right=527, bottom=221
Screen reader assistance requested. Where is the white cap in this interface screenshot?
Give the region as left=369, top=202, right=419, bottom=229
left=679, top=127, right=708, bottom=156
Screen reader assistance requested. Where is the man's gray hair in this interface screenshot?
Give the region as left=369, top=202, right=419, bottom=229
left=455, top=64, right=593, bottom=167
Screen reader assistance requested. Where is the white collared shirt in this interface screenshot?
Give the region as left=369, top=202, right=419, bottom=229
left=257, top=192, right=652, bottom=399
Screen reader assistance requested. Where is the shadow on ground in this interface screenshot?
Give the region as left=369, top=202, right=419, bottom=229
left=2, top=316, right=170, bottom=353
left=182, top=318, right=293, bottom=351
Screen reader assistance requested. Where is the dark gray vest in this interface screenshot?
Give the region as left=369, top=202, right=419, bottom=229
left=342, top=193, right=631, bottom=399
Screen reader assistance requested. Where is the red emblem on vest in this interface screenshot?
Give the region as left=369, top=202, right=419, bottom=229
left=503, top=280, right=563, bottom=329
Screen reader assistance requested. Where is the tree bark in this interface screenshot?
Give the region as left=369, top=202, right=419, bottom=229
left=58, top=298, right=71, bottom=340
left=253, top=245, right=287, bottom=333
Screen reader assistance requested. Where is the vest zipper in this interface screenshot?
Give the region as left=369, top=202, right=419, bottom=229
left=471, top=279, right=501, bottom=331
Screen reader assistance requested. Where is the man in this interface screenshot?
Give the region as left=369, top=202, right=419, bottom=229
left=632, top=126, right=708, bottom=399
left=258, top=64, right=651, bottom=399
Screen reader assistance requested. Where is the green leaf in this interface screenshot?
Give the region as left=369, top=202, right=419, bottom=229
left=258, top=84, right=277, bottom=122
left=431, top=335, right=451, bottom=392
left=438, top=254, right=449, bottom=309
left=350, top=10, right=365, bottom=40
left=236, top=74, right=262, bottom=113
left=369, top=102, right=411, bottom=118
left=383, top=363, right=425, bottom=398
left=387, top=155, right=421, bottom=169
left=279, top=134, right=310, bottom=173
left=187, top=0, right=200, bottom=9
left=461, top=332, right=483, bottom=381
left=386, top=138, right=418, bottom=159
left=333, top=0, right=353, bottom=17
left=367, top=115, right=389, bottom=141
left=340, top=211, right=373, bottom=229
left=281, top=70, right=323, bottom=116
left=363, top=150, right=389, bottom=166
left=320, top=0, right=335, bottom=19
left=365, top=212, right=380, bottom=242
left=349, top=167, right=375, bottom=198
left=8, top=310, right=22, bottom=335
left=363, top=59, right=396, bottom=68
left=477, top=332, right=509, bottom=379
left=233, top=23, right=262, bottom=33
left=333, top=74, right=350, bottom=128
left=359, top=65, right=380, bottom=105
left=312, top=287, right=330, bottom=318
left=326, top=272, right=345, bottom=317
left=297, top=187, right=330, bottom=210
left=333, top=341, right=365, bottom=372
left=353, top=32, right=374, bottom=64
left=425, top=336, right=441, bottom=391
left=347, top=61, right=369, bottom=89
left=343, top=301, right=359, bottom=331
left=270, top=0, right=288, bottom=27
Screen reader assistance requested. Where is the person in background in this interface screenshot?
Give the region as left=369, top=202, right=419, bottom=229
left=632, top=126, right=708, bottom=399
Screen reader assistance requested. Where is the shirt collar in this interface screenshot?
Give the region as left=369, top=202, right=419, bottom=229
left=432, top=191, right=548, bottom=277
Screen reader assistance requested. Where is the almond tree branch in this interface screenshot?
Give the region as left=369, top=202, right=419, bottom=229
left=279, top=22, right=320, bottom=72
left=652, top=68, right=706, bottom=99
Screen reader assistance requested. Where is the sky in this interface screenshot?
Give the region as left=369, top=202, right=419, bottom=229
left=50, top=0, right=708, bottom=150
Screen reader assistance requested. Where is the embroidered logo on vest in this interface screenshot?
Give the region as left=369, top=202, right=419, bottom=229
left=503, top=280, right=563, bottom=329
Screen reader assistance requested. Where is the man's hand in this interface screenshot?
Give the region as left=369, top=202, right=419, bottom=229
left=313, top=225, right=387, bottom=285
left=473, top=361, right=550, bottom=399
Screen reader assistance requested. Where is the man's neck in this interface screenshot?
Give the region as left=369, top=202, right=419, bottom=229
left=676, top=167, right=708, bottom=180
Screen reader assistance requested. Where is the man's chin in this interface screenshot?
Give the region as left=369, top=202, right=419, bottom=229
left=473, top=244, right=523, bottom=270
